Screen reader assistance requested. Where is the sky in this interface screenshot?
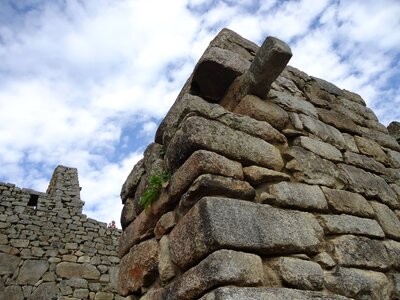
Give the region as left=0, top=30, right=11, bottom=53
left=0, top=0, right=399, bottom=227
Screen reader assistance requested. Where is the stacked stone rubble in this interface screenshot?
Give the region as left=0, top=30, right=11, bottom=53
left=0, top=166, right=123, bottom=300
left=119, top=28, right=400, bottom=299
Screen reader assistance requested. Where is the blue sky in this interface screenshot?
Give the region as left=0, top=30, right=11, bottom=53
left=0, top=0, right=399, bottom=226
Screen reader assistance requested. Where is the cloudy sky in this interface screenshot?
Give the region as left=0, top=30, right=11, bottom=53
left=0, top=0, right=399, bottom=227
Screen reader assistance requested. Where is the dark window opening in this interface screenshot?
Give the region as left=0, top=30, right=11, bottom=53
left=28, top=194, right=39, bottom=209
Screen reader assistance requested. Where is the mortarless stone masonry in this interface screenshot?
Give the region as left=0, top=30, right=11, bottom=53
left=118, top=28, right=400, bottom=299
left=0, top=166, right=123, bottom=300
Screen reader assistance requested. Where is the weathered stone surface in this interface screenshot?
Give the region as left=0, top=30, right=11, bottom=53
left=321, top=187, right=374, bottom=217
left=169, top=150, right=243, bottom=199
left=191, top=46, right=250, bottom=102
left=343, top=151, right=385, bottom=174
left=200, top=287, right=349, bottom=299
left=390, top=273, right=400, bottom=299
left=342, top=133, right=359, bottom=152
left=154, top=211, right=176, bottom=239
left=233, top=95, right=289, bottom=130
left=178, top=174, right=255, bottom=216
left=342, top=89, right=366, bottom=106
left=285, top=147, right=346, bottom=188
left=317, top=108, right=360, bottom=135
left=384, top=240, right=400, bottom=269
left=163, top=249, right=263, bottom=300
left=269, top=181, right=328, bottom=211
left=325, top=267, right=390, bottom=299
left=158, top=236, right=178, bottom=283
left=318, top=214, right=384, bottom=238
left=166, top=116, right=284, bottom=172
left=313, top=252, right=336, bottom=269
left=169, top=197, right=323, bottom=269
left=295, top=136, right=343, bottom=162
left=388, top=121, right=400, bottom=143
left=0, top=253, right=21, bottom=275
left=311, top=76, right=344, bottom=96
left=120, top=197, right=138, bottom=230
left=338, top=164, right=400, bottom=209
left=331, top=235, right=391, bottom=270
left=273, top=257, right=324, bottom=290
left=243, top=166, right=290, bottom=186
left=270, top=91, right=318, bottom=118
left=94, top=292, right=114, bottom=300
left=371, top=201, right=400, bottom=240
left=119, top=239, right=159, bottom=296
left=28, top=282, right=59, bottom=300
left=354, top=135, right=388, bottom=165
left=299, top=114, right=346, bottom=149
left=17, top=259, right=49, bottom=285
left=386, top=148, right=400, bottom=168
left=120, top=159, right=144, bottom=203
left=358, top=125, right=400, bottom=151
left=220, top=36, right=292, bottom=110
left=2, top=285, right=24, bottom=300
left=56, top=262, right=100, bottom=280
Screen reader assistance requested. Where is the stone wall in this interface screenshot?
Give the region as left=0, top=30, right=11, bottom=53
left=0, top=166, right=123, bottom=300
left=118, top=29, right=400, bottom=299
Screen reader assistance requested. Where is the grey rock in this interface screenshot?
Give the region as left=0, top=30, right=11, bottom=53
left=354, top=135, right=388, bottom=165
left=200, top=287, right=349, bottom=299
left=342, top=89, right=366, bottom=106
left=313, top=252, right=336, bottom=269
left=67, top=278, right=88, bottom=288
left=270, top=91, right=318, bottom=118
left=311, top=76, right=344, bottom=96
left=295, top=136, right=342, bottom=162
left=243, top=165, right=290, bottom=186
left=56, top=262, right=100, bottom=280
left=269, top=181, right=328, bottom=211
left=371, top=201, right=400, bottom=240
left=338, top=164, right=400, bottom=209
left=325, top=267, right=390, bottom=299
left=317, top=108, right=361, bottom=135
left=389, top=273, right=400, bottom=299
left=318, top=214, right=384, bottom=238
left=342, top=133, right=359, bottom=152
left=233, top=95, right=289, bottom=130
left=2, top=285, right=24, bottom=300
left=321, top=187, right=374, bottom=217
left=27, top=282, right=59, bottom=300
left=385, top=148, right=400, bottom=168
left=0, top=253, right=21, bottom=275
left=299, top=114, right=346, bottom=149
left=95, top=292, right=114, bottom=300
left=154, top=211, right=176, bottom=239
left=17, top=259, right=49, bottom=285
left=220, top=36, right=292, bottom=110
left=358, top=125, right=400, bottom=151
left=158, top=235, right=178, bottom=283
left=331, top=235, right=391, bottom=270
left=120, top=159, right=144, bottom=203
left=388, top=121, right=400, bottom=143
left=169, top=197, right=323, bottom=270
left=163, top=249, right=263, bottom=300
left=285, top=147, right=346, bottom=188
left=274, top=257, right=324, bottom=290
left=384, top=239, right=400, bottom=269
left=191, top=46, right=250, bottom=102
left=343, top=151, right=386, bottom=174
left=119, top=239, right=159, bottom=296
left=178, top=174, right=255, bottom=216
left=165, top=116, right=284, bottom=172
left=168, top=149, right=243, bottom=199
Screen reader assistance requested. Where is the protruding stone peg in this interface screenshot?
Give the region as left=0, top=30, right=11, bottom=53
left=220, top=36, right=292, bottom=111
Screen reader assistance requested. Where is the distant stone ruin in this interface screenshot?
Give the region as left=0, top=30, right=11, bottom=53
left=119, top=28, right=400, bottom=299
left=0, top=166, right=122, bottom=300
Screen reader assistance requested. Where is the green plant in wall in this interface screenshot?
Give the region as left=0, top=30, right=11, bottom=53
left=139, top=170, right=171, bottom=209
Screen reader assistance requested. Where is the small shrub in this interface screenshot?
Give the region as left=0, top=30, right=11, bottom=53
left=139, top=170, right=171, bottom=209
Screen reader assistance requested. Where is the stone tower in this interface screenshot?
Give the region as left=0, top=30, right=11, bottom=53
left=118, top=28, right=400, bottom=299
left=0, top=166, right=122, bottom=300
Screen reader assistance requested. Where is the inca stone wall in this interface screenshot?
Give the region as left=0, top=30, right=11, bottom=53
left=0, top=166, right=123, bottom=300
left=118, top=28, right=400, bottom=300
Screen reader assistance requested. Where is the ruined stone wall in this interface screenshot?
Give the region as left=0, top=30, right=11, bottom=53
left=118, top=28, right=400, bottom=300
left=0, top=166, right=123, bottom=300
